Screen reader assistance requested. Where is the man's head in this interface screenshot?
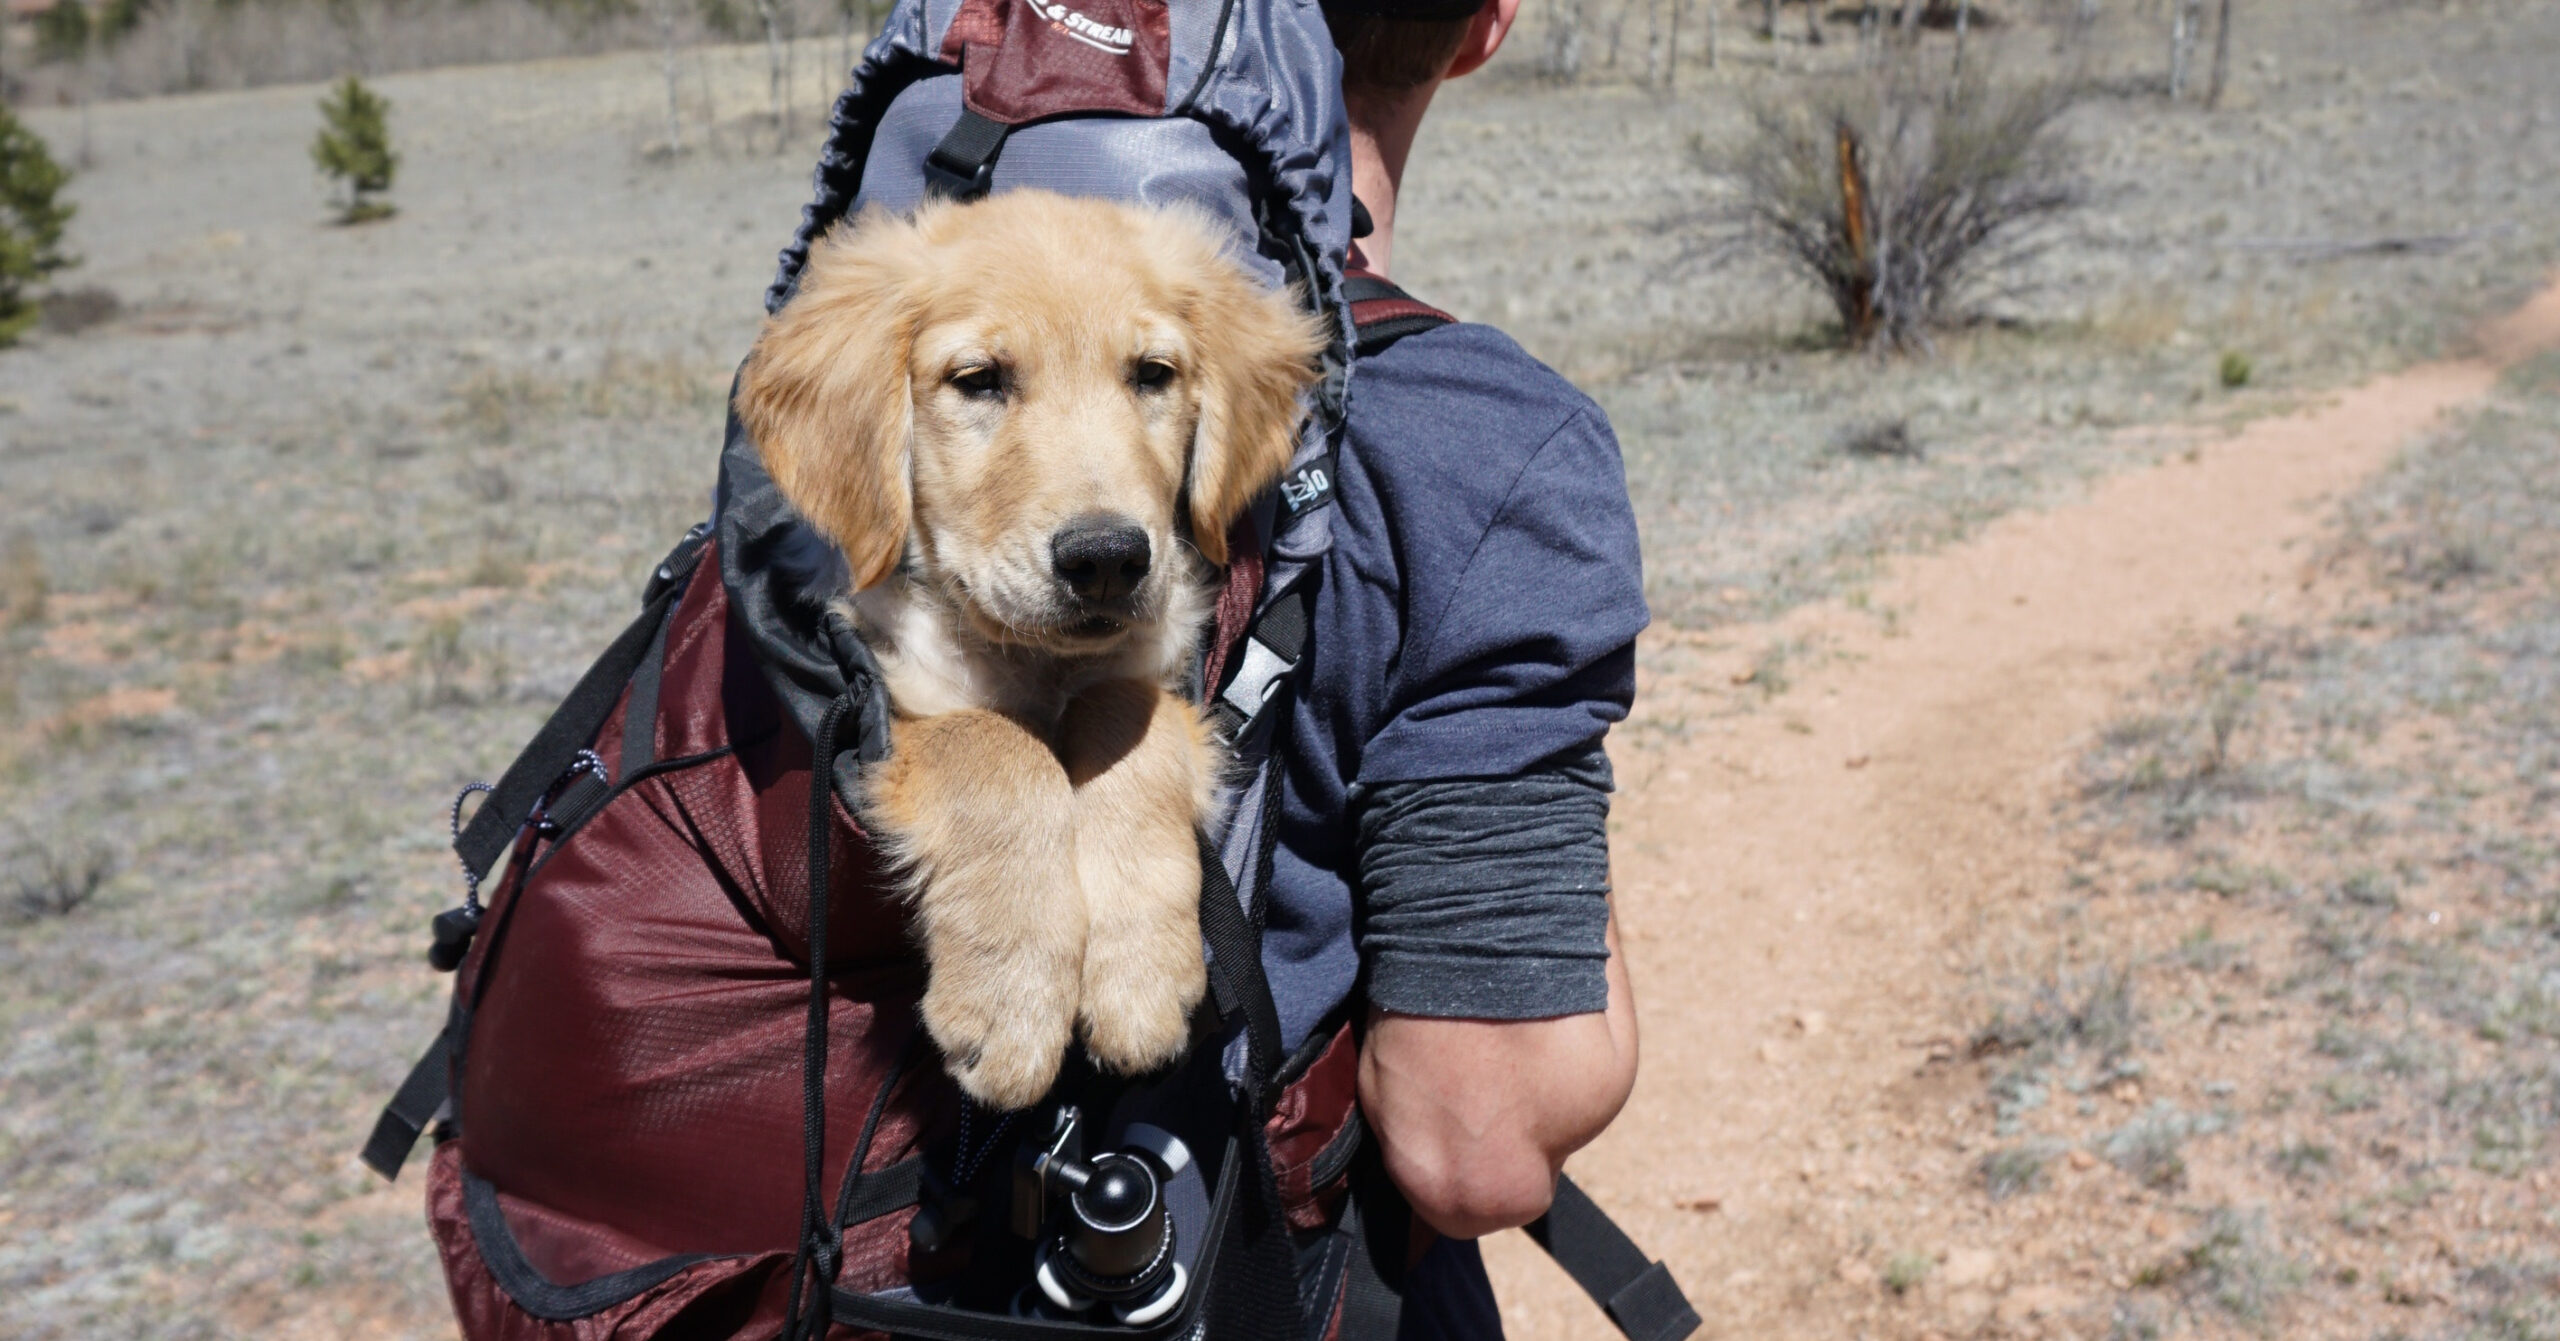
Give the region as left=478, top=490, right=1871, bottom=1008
left=1321, top=0, right=1519, bottom=103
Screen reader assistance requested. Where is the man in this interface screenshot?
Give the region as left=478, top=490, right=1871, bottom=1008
left=1261, top=0, right=1651, bottom=1330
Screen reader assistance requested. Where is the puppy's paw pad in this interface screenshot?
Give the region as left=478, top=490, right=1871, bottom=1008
left=1079, top=949, right=1206, bottom=1076
left=949, top=1042, right=1065, bottom=1111
left=923, top=976, right=1075, bottom=1111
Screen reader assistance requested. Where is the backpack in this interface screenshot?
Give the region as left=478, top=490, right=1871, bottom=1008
left=362, top=2, right=1699, bottom=1336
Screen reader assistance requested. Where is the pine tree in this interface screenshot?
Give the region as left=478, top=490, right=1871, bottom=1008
left=0, top=105, right=77, bottom=347
left=311, top=75, right=398, bottom=223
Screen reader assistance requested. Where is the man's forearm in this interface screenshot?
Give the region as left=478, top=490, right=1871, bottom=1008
left=1356, top=912, right=1638, bottom=1239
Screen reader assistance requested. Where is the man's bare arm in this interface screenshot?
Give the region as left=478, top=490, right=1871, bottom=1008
left=1355, top=910, right=1638, bottom=1239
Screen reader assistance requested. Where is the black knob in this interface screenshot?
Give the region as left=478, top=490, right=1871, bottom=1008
left=428, top=905, right=483, bottom=973
left=1073, top=1157, right=1154, bottom=1233
left=1063, top=1154, right=1167, bottom=1284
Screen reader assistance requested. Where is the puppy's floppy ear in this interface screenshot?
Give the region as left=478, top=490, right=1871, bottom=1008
left=736, top=207, right=930, bottom=591
left=1173, top=226, right=1327, bottom=568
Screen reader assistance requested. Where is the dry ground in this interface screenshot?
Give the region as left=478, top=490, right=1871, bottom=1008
left=3, top=2, right=2559, bottom=1337
left=1488, top=283, right=2560, bottom=1340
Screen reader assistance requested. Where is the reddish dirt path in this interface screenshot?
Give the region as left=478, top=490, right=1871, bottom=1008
left=1484, top=281, right=2560, bottom=1338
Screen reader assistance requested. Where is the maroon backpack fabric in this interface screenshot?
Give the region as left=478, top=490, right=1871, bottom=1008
left=429, top=553, right=934, bottom=1335
left=410, top=540, right=1369, bottom=1339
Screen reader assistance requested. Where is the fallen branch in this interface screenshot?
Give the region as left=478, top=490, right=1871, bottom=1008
left=2220, top=226, right=2514, bottom=261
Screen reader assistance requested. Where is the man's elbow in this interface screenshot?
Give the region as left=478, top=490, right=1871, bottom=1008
left=1385, top=1130, right=1560, bottom=1240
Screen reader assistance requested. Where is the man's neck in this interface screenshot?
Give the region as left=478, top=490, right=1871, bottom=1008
left=1344, top=85, right=1438, bottom=279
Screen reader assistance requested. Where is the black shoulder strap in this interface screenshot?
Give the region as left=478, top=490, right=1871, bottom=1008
left=1344, top=270, right=1455, bottom=357
left=449, top=524, right=710, bottom=887
left=1524, top=1175, right=1702, bottom=1341
left=359, top=1018, right=453, bottom=1180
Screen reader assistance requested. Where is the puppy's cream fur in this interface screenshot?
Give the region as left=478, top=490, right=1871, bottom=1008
left=737, top=190, right=1323, bottom=1108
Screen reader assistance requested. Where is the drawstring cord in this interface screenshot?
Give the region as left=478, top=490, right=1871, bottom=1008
left=781, top=691, right=856, bottom=1341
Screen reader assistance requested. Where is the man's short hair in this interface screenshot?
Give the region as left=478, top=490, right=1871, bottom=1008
left=1320, top=0, right=1488, bottom=94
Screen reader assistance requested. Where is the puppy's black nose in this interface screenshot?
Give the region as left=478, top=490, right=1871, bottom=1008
left=1049, top=519, right=1152, bottom=601
left=1052, top=519, right=1151, bottom=604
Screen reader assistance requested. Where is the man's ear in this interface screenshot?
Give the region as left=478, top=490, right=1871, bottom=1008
left=1445, top=0, right=1522, bottom=79
left=1178, top=236, right=1326, bottom=568
left=735, top=208, right=928, bottom=591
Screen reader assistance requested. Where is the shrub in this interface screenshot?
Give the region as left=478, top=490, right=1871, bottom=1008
left=0, top=106, right=78, bottom=346
left=7, top=838, right=114, bottom=922
left=1707, top=64, right=2081, bottom=350
left=2219, top=350, right=2252, bottom=388
left=34, top=0, right=92, bottom=63
left=311, top=75, right=398, bottom=223
left=1883, top=1250, right=1933, bottom=1293
left=1981, top=1140, right=2060, bottom=1200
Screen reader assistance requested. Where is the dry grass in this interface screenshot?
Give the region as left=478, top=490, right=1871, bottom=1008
left=18, top=0, right=844, bottom=101
left=1959, top=367, right=2560, bottom=1335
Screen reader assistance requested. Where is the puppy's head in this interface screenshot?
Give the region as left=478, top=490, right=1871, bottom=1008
left=737, top=190, right=1325, bottom=654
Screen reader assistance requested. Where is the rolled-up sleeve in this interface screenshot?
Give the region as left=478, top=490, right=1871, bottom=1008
left=1353, top=746, right=1617, bottom=1019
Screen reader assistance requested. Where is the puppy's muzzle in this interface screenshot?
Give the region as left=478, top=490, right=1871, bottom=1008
left=1051, top=516, right=1152, bottom=615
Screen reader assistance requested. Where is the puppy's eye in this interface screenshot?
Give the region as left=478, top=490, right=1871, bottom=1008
left=948, top=365, right=1003, bottom=399
left=1131, top=359, right=1178, bottom=393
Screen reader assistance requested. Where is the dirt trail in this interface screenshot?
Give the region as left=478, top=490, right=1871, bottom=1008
left=1482, top=280, right=2560, bottom=1338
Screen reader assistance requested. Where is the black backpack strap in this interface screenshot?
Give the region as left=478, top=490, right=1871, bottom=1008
left=1345, top=270, right=1455, bottom=357
left=449, top=523, right=710, bottom=889
left=359, top=1021, right=454, bottom=1181
left=1328, top=1159, right=1410, bottom=1341
left=1524, top=1175, right=1702, bottom=1341
left=1199, top=827, right=1286, bottom=1100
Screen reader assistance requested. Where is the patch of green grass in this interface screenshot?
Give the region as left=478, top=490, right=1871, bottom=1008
left=2104, top=1104, right=2199, bottom=1192
left=2271, top=1139, right=2333, bottom=1183
left=2182, top=1207, right=2303, bottom=1324
left=2174, top=921, right=2246, bottom=973
left=1981, top=1140, right=2061, bottom=1201
left=1977, top=961, right=2141, bottom=1063
left=2319, top=1075, right=2379, bottom=1114
left=2471, top=1123, right=2540, bottom=1179
left=2336, top=867, right=2401, bottom=909
left=1883, top=1250, right=1933, bottom=1295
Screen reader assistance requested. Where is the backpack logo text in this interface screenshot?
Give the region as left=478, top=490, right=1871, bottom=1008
left=1026, top=0, right=1135, bottom=55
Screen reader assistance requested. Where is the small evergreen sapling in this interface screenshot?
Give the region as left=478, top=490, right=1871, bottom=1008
left=0, top=106, right=77, bottom=346
left=311, top=75, right=398, bottom=223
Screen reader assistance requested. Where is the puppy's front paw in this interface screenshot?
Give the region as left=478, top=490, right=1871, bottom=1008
left=1078, top=885, right=1209, bottom=1077
left=922, top=955, right=1080, bottom=1111
left=869, top=707, right=1085, bottom=1111
left=1057, top=680, right=1217, bottom=1079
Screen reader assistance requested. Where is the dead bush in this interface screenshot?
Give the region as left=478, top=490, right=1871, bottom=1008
left=1704, top=65, right=2081, bottom=350
left=7, top=838, right=114, bottom=922
left=39, top=285, right=120, bottom=335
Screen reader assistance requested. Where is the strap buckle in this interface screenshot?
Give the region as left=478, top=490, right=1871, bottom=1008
left=1216, top=636, right=1295, bottom=727
left=923, top=108, right=1009, bottom=201
left=923, top=151, right=996, bottom=201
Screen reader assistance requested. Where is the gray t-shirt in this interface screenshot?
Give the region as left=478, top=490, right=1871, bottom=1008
left=1261, top=319, right=1650, bottom=1050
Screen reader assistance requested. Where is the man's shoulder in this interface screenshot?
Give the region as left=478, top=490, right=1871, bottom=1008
left=1339, top=319, right=1620, bottom=519
left=1349, top=319, right=1606, bottom=445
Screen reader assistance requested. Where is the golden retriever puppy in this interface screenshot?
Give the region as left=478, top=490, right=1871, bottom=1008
left=735, top=190, right=1324, bottom=1109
